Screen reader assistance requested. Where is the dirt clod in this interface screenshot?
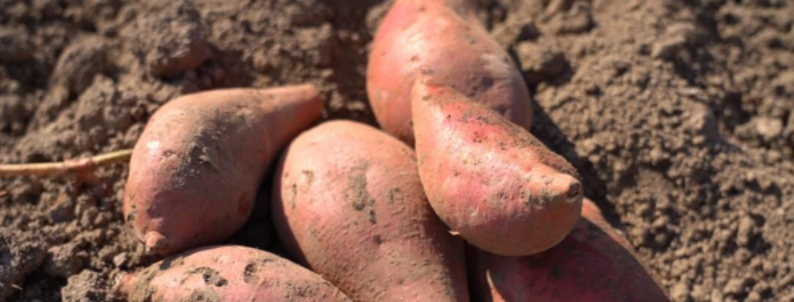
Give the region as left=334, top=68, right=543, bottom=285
left=51, top=36, right=109, bottom=95
left=125, top=0, right=212, bottom=77
left=516, top=42, right=568, bottom=86
left=61, top=270, right=112, bottom=302
left=0, top=229, right=47, bottom=300
left=45, top=242, right=89, bottom=278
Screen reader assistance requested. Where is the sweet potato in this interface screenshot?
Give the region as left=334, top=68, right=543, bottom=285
left=124, top=85, right=322, bottom=255
left=470, top=199, right=670, bottom=302
left=272, top=120, right=469, bottom=302
left=411, top=80, right=581, bottom=256
left=367, top=0, right=532, bottom=146
left=115, top=245, right=352, bottom=302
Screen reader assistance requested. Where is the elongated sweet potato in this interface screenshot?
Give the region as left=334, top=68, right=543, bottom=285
left=124, top=85, right=322, bottom=255
left=470, top=199, right=670, bottom=302
left=412, top=80, right=581, bottom=256
left=115, top=245, right=352, bottom=302
left=272, top=120, right=469, bottom=302
left=367, top=0, right=532, bottom=146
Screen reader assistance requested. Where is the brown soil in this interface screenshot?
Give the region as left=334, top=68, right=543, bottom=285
left=0, top=0, right=792, bottom=301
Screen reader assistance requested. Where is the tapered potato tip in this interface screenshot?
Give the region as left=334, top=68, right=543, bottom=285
left=411, top=78, right=583, bottom=256
left=552, top=174, right=583, bottom=204
left=567, top=182, right=582, bottom=199
left=144, top=231, right=168, bottom=254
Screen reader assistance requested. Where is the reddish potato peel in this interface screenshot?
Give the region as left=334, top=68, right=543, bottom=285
left=412, top=81, right=581, bottom=256
left=470, top=199, right=670, bottom=302
left=115, top=245, right=352, bottom=302
left=124, top=85, right=323, bottom=256
left=272, top=121, right=470, bottom=302
left=367, top=0, right=532, bottom=146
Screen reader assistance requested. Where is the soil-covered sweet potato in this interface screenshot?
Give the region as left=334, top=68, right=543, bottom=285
left=412, top=80, right=581, bottom=256
left=367, top=0, right=532, bottom=146
left=272, top=120, right=469, bottom=302
left=115, top=245, right=352, bottom=302
left=470, top=199, right=670, bottom=302
left=124, top=85, right=323, bottom=256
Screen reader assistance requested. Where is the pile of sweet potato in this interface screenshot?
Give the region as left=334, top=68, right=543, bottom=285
left=115, top=0, right=671, bottom=301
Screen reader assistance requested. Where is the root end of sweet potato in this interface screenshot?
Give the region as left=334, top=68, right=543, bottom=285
left=566, top=181, right=582, bottom=200
left=553, top=176, right=582, bottom=205
left=144, top=231, right=168, bottom=254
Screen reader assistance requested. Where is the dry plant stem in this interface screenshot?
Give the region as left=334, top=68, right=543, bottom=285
left=0, top=150, right=133, bottom=183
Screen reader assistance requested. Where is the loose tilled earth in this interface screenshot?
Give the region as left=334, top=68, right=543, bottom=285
left=0, top=0, right=793, bottom=301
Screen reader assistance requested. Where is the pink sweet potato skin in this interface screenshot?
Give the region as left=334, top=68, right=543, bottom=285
left=117, top=245, right=352, bottom=302
left=367, top=0, right=532, bottom=146
left=412, top=81, right=581, bottom=256
left=124, top=85, right=322, bottom=256
left=470, top=199, right=670, bottom=302
left=272, top=120, right=469, bottom=302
